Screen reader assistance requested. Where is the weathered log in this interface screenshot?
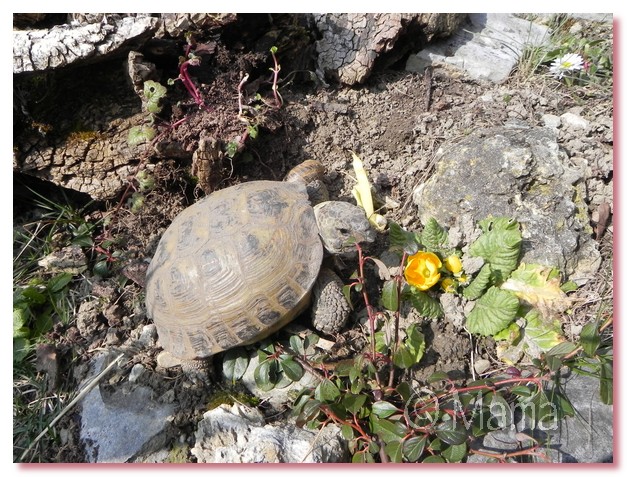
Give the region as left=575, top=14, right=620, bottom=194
left=313, top=13, right=466, bottom=85
left=13, top=15, right=159, bottom=74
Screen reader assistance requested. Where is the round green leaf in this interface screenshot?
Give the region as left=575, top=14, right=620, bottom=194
left=279, top=356, right=304, bottom=381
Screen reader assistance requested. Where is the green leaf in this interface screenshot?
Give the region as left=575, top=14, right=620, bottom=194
left=422, top=455, right=446, bottom=463
left=393, top=324, right=425, bottom=369
left=388, top=221, right=419, bottom=255
left=462, top=263, right=493, bottom=300
left=418, top=217, right=448, bottom=251
left=442, top=442, right=467, bottom=462
left=580, top=322, right=601, bottom=357
left=560, top=280, right=578, bottom=293
left=13, top=307, right=30, bottom=338
left=279, top=356, right=304, bottom=381
left=523, top=308, right=566, bottom=353
left=144, top=80, right=167, bottom=114
left=19, top=286, right=46, bottom=305
left=435, top=419, right=468, bottom=445
left=510, top=385, right=533, bottom=397
left=315, top=379, right=341, bottom=402
left=470, top=217, right=522, bottom=282
left=600, top=361, right=613, bottom=405
left=488, top=393, right=513, bottom=428
left=403, top=435, right=428, bottom=462
left=128, top=125, right=156, bottom=146
left=385, top=440, right=404, bottom=462
left=341, top=424, right=354, bottom=440
left=343, top=393, right=368, bottom=415
left=372, top=401, right=399, bottom=419
left=222, top=348, right=249, bottom=381
left=370, top=415, right=406, bottom=444
left=405, top=287, right=443, bottom=318
left=289, top=335, right=305, bottom=355
left=381, top=280, right=399, bottom=312
left=465, top=287, right=519, bottom=336
left=546, top=341, right=578, bottom=357
left=13, top=338, right=31, bottom=363
left=254, top=359, right=276, bottom=391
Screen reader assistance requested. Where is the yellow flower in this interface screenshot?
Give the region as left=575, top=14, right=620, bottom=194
left=404, top=251, right=442, bottom=291
left=441, top=278, right=456, bottom=293
left=444, top=255, right=463, bottom=274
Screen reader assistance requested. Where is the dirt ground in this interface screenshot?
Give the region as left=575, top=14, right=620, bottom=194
left=13, top=15, right=613, bottom=462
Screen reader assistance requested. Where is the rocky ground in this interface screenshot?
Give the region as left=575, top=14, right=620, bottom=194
left=12, top=13, right=613, bottom=463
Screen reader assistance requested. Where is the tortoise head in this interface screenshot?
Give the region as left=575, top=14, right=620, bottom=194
left=313, top=201, right=376, bottom=255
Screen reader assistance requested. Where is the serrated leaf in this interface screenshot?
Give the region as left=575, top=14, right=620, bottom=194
left=222, top=348, right=249, bottom=381
left=580, top=322, right=601, bottom=357
left=405, top=287, right=443, bottom=318
left=372, top=401, right=399, bottom=419
left=435, top=419, right=468, bottom=445
left=465, top=287, right=519, bottom=336
left=381, top=280, right=399, bottom=312
left=442, top=442, right=467, bottom=462
left=315, top=379, right=341, bottom=402
left=279, top=356, right=304, bottom=381
left=523, top=308, right=565, bottom=353
left=389, top=221, right=419, bottom=255
left=501, top=263, right=571, bottom=319
left=469, top=217, right=521, bottom=281
left=463, top=263, right=493, bottom=300
left=403, top=435, right=428, bottom=462
left=13, top=338, right=31, bottom=363
left=419, top=217, right=448, bottom=251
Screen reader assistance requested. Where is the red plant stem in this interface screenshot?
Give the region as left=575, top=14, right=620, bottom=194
left=179, top=60, right=206, bottom=109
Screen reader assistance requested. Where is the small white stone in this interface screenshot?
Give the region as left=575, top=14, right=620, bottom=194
left=128, top=363, right=145, bottom=383
left=560, top=112, right=589, bottom=130
left=541, top=114, right=561, bottom=130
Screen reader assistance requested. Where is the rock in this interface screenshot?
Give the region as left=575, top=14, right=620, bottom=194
left=191, top=404, right=347, bottom=463
left=37, top=244, right=87, bottom=274
left=239, top=352, right=320, bottom=410
left=467, top=371, right=613, bottom=462
left=412, top=124, right=600, bottom=284
left=560, top=112, right=590, bottom=131
left=406, top=13, right=550, bottom=83
left=13, top=15, right=159, bottom=74
left=79, top=352, right=176, bottom=463
left=314, top=13, right=465, bottom=85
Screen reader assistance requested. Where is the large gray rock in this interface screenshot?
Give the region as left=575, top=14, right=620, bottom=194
left=191, top=404, right=347, bottom=463
left=412, top=123, right=600, bottom=284
left=468, top=371, right=613, bottom=463
left=79, top=353, right=176, bottom=463
left=406, top=13, right=550, bottom=83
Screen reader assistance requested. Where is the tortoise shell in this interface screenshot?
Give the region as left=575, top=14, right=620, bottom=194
left=145, top=180, right=323, bottom=360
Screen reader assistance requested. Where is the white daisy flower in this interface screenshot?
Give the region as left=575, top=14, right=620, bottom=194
left=549, top=53, right=584, bottom=79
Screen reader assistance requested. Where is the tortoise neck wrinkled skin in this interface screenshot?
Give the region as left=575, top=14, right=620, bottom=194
left=313, top=201, right=376, bottom=255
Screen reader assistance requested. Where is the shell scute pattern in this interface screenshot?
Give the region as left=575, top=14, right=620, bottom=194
left=145, top=180, right=324, bottom=360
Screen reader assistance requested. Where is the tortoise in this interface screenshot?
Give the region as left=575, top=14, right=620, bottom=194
left=145, top=160, right=375, bottom=369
